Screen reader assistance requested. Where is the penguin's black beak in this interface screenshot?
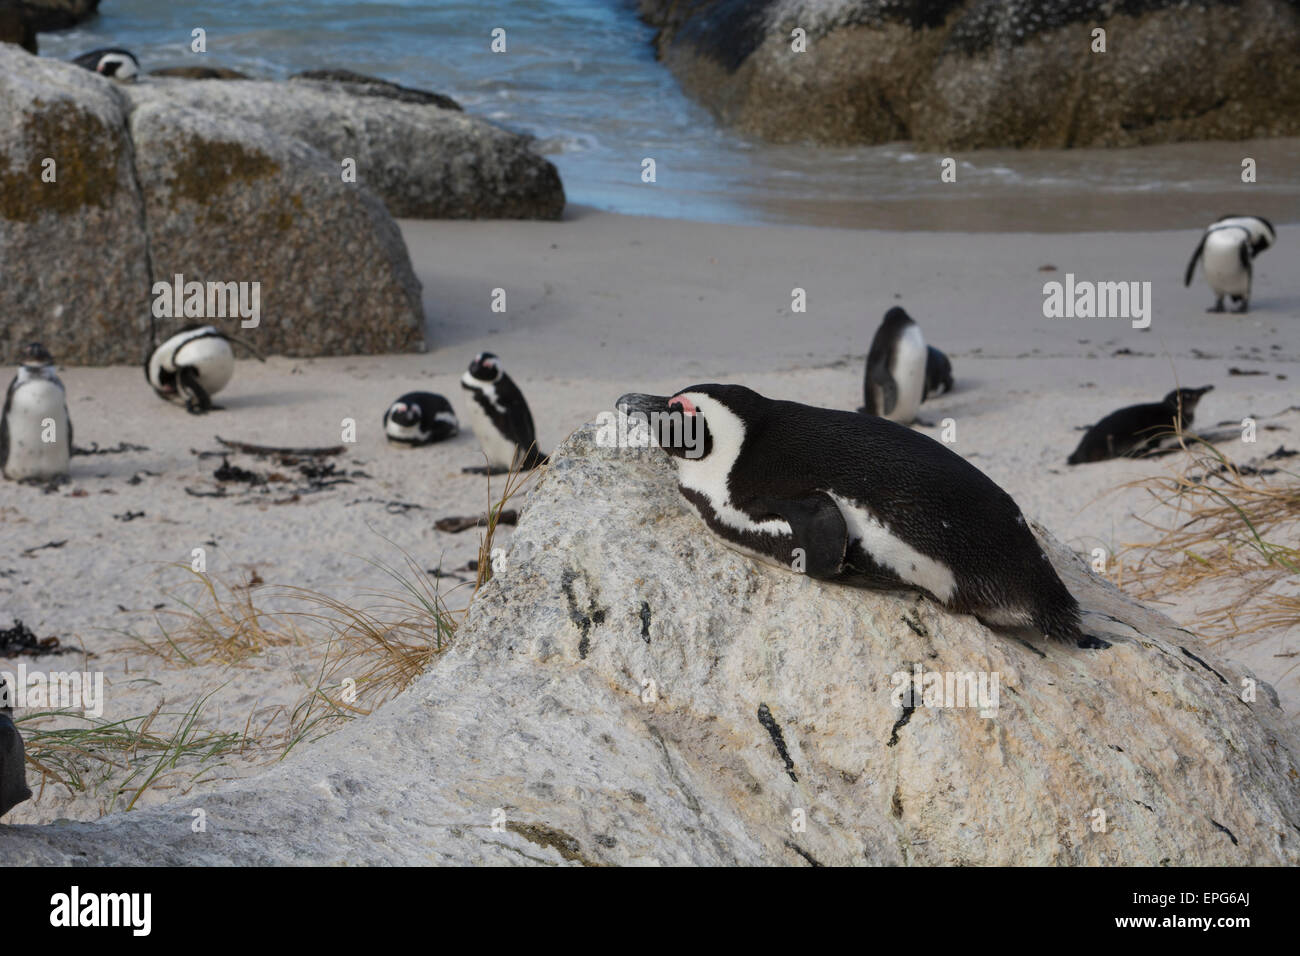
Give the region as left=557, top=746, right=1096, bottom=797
left=615, top=393, right=670, bottom=418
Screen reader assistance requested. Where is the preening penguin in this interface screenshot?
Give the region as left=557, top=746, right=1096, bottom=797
left=71, top=48, right=140, bottom=81
left=2, top=342, right=72, bottom=483
left=460, top=352, right=546, bottom=474
left=617, top=384, right=1085, bottom=645
left=145, top=325, right=263, bottom=414
left=1185, top=215, right=1275, bottom=313
left=860, top=307, right=927, bottom=424
left=1067, top=386, right=1213, bottom=465
left=383, top=392, right=459, bottom=446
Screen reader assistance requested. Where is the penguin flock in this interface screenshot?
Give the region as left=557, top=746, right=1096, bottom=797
left=2, top=330, right=545, bottom=486
left=612, top=212, right=1281, bottom=648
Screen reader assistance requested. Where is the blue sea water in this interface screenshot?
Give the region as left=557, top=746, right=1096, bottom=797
left=38, top=0, right=1300, bottom=229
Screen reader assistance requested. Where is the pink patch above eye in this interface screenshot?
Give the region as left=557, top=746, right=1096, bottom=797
left=669, top=395, right=697, bottom=415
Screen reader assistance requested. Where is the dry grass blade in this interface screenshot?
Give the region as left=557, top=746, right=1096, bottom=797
left=1118, top=432, right=1300, bottom=642
left=474, top=451, right=540, bottom=594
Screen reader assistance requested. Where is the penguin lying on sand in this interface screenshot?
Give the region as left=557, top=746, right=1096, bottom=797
left=860, top=307, right=927, bottom=424
left=384, top=392, right=458, bottom=446
left=145, top=325, right=264, bottom=414
left=1067, top=386, right=1213, bottom=465
left=1184, top=215, right=1275, bottom=313
left=2, top=342, right=72, bottom=482
left=924, top=345, right=954, bottom=399
left=461, top=352, right=546, bottom=474
left=618, top=384, right=1087, bottom=646
left=0, top=679, right=32, bottom=817
left=71, top=48, right=139, bottom=81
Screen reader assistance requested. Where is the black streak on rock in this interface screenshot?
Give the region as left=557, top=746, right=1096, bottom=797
left=1210, top=819, right=1239, bottom=846
left=639, top=601, right=652, bottom=643
left=887, top=705, right=915, bottom=747
left=756, top=702, right=798, bottom=782
left=1180, top=647, right=1229, bottom=686
left=561, top=568, right=608, bottom=660
left=784, top=840, right=823, bottom=867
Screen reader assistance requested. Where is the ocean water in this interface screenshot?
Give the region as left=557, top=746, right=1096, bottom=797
left=38, top=0, right=1300, bottom=230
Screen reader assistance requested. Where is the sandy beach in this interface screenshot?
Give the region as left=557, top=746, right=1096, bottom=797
left=2, top=207, right=1297, bottom=823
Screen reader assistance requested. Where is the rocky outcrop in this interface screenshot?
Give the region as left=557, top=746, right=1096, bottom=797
left=129, top=100, right=424, bottom=357
left=124, top=77, right=564, bottom=220
left=0, top=45, right=152, bottom=364
left=4, top=0, right=98, bottom=33
left=638, top=0, right=1300, bottom=148
left=0, top=9, right=37, bottom=53
left=2, top=46, right=570, bottom=363
left=150, top=66, right=250, bottom=80
left=1, top=423, right=1295, bottom=865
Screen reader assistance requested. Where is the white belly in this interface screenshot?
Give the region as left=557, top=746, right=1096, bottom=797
left=1203, top=232, right=1250, bottom=297
left=829, top=492, right=957, bottom=601
left=174, top=337, right=235, bottom=395
left=385, top=419, right=427, bottom=444
left=4, top=382, right=70, bottom=480
left=465, top=398, right=519, bottom=469
left=886, top=325, right=927, bottom=425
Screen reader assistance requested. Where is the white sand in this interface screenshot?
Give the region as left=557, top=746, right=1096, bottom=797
left=3, top=207, right=1296, bottom=822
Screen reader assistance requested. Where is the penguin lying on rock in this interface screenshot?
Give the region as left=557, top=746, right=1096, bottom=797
left=1067, top=386, right=1213, bottom=465
left=2, top=342, right=72, bottom=483
left=145, top=325, right=265, bottom=414
left=1185, top=215, right=1275, bottom=313
left=618, top=384, right=1090, bottom=647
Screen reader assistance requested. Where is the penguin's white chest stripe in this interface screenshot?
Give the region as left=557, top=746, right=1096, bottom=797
left=464, top=388, right=519, bottom=468
left=385, top=419, right=429, bottom=442
left=828, top=491, right=957, bottom=601
left=673, top=405, right=791, bottom=538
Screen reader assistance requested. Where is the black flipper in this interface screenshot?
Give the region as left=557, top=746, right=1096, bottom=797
left=752, top=493, right=848, bottom=580
left=1184, top=233, right=1206, bottom=287
left=0, top=379, right=11, bottom=474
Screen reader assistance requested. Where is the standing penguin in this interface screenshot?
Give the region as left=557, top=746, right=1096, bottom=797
left=71, top=48, right=140, bottom=81
left=2, top=342, right=72, bottom=482
left=383, top=392, right=459, bottom=446
left=1184, top=215, right=1275, bottom=313
left=145, top=325, right=262, bottom=414
left=460, top=352, right=546, bottom=474
left=924, top=346, right=954, bottom=400
left=0, top=678, right=32, bottom=818
left=859, top=307, right=927, bottom=424
left=1067, top=386, right=1213, bottom=465
left=617, top=385, right=1086, bottom=645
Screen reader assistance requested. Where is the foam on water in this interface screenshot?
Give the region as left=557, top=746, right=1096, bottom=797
left=38, top=0, right=1300, bottom=230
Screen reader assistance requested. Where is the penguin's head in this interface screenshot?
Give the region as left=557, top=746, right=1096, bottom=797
left=95, top=50, right=139, bottom=81
left=389, top=401, right=421, bottom=427
left=17, top=342, right=54, bottom=368
left=881, top=306, right=915, bottom=329
left=468, top=352, right=502, bottom=383
left=616, top=384, right=768, bottom=462
left=1164, top=385, right=1213, bottom=413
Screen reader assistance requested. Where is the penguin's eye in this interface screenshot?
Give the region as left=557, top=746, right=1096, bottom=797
left=668, top=395, right=697, bottom=416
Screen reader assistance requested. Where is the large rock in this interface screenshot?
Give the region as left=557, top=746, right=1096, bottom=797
left=638, top=0, right=1300, bottom=148
left=0, top=44, right=151, bottom=365
left=4, top=0, right=98, bottom=33
left=124, top=76, right=565, bottom=220
left=1, top=423, right=1296, bottom=865
left=129, top=99, right=423, bottom=356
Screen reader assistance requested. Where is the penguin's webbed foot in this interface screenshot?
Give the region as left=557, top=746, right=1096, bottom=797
left=1207, top=299, right=1225, bottom=313
left=1233, top=300, right=1250, bottom=314
left=1076, top=634, right=1112, bottom=650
